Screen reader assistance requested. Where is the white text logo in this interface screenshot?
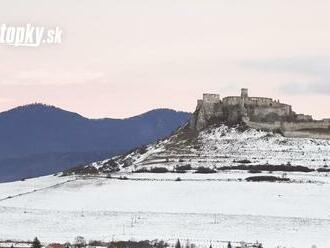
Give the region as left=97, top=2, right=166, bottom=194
left=0, top=24, right=63, bottom=47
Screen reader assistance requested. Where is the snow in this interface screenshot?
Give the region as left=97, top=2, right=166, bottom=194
left=0, top=174, right=330, bottom=247
left=0, top=175, right=74, bottom=200
left=197, top=126, right=330, bottom=168
left=90, top=125, right=330, bottom=174
left=0, top=242, right=32, bottom=248
left=1, top=125, right=330, bottom=247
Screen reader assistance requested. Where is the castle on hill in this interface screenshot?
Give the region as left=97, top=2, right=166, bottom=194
left=190, top=88, right=330, bottom=139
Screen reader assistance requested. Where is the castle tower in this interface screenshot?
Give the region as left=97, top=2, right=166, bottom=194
left=241, top=88, right=248, bottom=98
left=240, top=88, right=248, bottom=118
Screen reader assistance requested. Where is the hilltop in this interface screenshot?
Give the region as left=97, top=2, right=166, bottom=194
left=1, top=99, right=330, bottom=248
left=66, top=89, right=330, bottom=176
left=190, top=88, right=330, bottom=139
left=69, top=124, right=330, bottom=176
left=1, top=124, right=330, bottom=248
left=0, top=103, right=190, bottom=182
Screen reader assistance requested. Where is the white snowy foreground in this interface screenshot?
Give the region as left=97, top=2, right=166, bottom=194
left=2, top=126, right=330, bottom=247
left=0, top=173, right=330, bottom=248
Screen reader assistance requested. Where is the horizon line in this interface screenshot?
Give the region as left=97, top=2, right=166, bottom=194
left=0, top=102, right=191, bottom=120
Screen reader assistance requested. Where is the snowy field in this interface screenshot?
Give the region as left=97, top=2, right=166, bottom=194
left=0, top=174, right=329, bottom=248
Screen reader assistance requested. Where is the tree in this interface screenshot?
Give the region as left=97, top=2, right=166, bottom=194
left=185, top=239, right=190, bottom=248
left=175, top=239, right=181, bottom=248
left=74, top=236, right=86, bottom=248
left=31, top=237, right=42, bottom=248
left=64, top=243, right=71, bottom=248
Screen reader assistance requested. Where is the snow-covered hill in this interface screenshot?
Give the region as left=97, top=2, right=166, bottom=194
left=1, top=125, right=330, bottom=247
left=73, top=124, right=330, bottom=175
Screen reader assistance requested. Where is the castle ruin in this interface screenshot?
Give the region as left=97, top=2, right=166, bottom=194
left=190, top=88, right=330, bottom=139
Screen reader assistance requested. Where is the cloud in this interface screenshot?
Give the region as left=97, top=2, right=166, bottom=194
left=279, top=81, right=330, bottom=95
left=0, top=69, right=105, bottom=86
left=242, top=57, right=330, bottom=75
left=241, top=56, right=330, bottom=95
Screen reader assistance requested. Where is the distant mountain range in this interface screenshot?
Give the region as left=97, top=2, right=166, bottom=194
left=0, top=104, right=190, bottom=182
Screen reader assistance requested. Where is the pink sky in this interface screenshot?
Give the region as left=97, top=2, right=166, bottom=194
left=1, top=0, right=330, bottom=119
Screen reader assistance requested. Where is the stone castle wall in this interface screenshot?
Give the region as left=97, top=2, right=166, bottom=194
left=245, top=119, right=330, bottom=131
left=243, top=119, right=281, bottom=131
left=249, top=104, right=292, bottom=121
left=203, top=93, right=220, bottom=103
left=245, top=97, right=273, bottom=106
left=222, top=96, right=241, bottom=105
left=282, top=130, right=330, bottom=139
left=282, top=121, right=330, bottom=131
left=190, top=88, right=330, bottom=139
left=245, top=120, right=330, bottom=139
